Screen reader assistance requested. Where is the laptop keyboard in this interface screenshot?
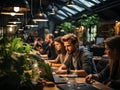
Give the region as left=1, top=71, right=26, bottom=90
left=52, top=74, right=67, bottom=84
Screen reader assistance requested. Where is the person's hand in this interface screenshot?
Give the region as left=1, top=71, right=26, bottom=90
left=36, top=51, right=41, bottom=55
left=85, top=74, right=99, bottom=84
left=55, top=69, right=67, bottom=74
left=85, top=74, right=93, bottom=83
left=44, top=60, right=52, bottom=66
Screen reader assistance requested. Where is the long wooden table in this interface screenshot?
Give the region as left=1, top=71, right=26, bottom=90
left=43, top=76, right=113, bottom=90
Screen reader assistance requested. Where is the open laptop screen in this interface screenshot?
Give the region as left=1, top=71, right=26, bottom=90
left=96, top=37, right=104, bottom=45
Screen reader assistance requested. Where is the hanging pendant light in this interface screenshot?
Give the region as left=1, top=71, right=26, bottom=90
left=26, top=16, right=38, bottom=27
left=33, top=12, right=48, bottom=22
left=18, top=28, right=24, bottom=31
left=26, top=0, right=38, bottom=27
left=50, top=8, right=55, bottom=15
left=2, top=0, right=30, bottom=12
left=0, top=11, right=24, bottom=16
left=33, top=0, right=48, bottom=22
left=67, top=0, right=74, bottom=7
left=8, top=16, right=21, bottom=24
left=6, top=24, right=17, bottom=27
left=49, top=3, right=55, bottom=15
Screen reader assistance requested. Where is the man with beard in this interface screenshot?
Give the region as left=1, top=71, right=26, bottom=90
left=56, top=33, right=97, bottom=77
left=40, top=33, right=57, bottom=60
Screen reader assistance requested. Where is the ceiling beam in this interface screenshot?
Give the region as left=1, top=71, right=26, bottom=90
left=93, top=0, right=120, bottom=13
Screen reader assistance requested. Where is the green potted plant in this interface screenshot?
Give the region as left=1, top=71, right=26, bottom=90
left=0, top=37, right=53, bottom=89
left=76, top=14, right=99, bottom=44
left=59, top=21, right=75, bottom=34
left=77, top=14, right=99, bottom=28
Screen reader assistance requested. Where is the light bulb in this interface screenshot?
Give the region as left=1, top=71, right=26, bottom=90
left=39, top=13, right=43, bottom=16
left=14, top=7, right=20, bottom=12
left=60, top=29, right=64, bottom=32
left=54, top=31, right=58, bottom=34
left=10, top=12, right=16, bottom=16
left=13, top=22, right=17, bottom=24
left=9, top=27, right=13, bottom=32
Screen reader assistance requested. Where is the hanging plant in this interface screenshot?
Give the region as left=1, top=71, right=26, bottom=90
left=76, top=14, right=99, bottom=44
left=87, top=14, right=99, bottom=27
left=59, top=21, right=75, bottom=34
left=77, top=14, right=89, bottom=28
left=77, top=14, right=99, bottom=28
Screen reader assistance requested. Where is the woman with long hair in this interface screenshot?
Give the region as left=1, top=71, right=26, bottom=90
left=85, top=35, right=120, bottom=90
left=46, top=36, right=68, bottom=67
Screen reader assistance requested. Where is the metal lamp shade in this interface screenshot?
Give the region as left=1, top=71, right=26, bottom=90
left=33, top=12, right=48, bottom=22
left=3, top=0, right=30, bottom=12
left=26, top=20, right=38, bottom=27
left=6, top=24, right=17, bottom=27
left=0, top=11, right=24, bottom=16
left=8, top=17, right=21, bottom=24
left=67, top=1, right=74, bottom=6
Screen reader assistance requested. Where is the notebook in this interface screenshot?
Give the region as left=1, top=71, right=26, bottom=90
left=57, top=83, right=99, bottom=90
left=52, top=74, right=67, bottom=84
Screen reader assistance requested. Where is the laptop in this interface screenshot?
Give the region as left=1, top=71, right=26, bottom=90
left=52, top=74, right=67, bottom=84
left=57, top=83, right=99, bottom=90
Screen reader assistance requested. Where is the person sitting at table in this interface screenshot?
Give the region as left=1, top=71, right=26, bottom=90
left=46, top=36, right=69, bottom=67
left=35, top=37, right=48, bottom=55
left=55, top=33, right=97, bottom=77
left=85, top=36, right=120, bottom=90
left=40, top=33, right=57, bottom=60
left=32, top=36, right=38, bottom=48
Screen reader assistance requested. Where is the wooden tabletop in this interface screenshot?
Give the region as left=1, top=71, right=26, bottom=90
left=43, top=77, right=113, bottom=90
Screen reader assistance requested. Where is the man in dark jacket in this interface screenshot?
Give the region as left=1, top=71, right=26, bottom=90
left=44, top=33, right=57, bottom=60
left=56, top=33, right=97, bottom=77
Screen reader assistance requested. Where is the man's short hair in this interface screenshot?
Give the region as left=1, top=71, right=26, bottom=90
left=48, top=33, right=54, bottom=40
left=62, top=33, right=78, bottom=44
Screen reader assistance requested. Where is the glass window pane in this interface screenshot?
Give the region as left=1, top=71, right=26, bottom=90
left=72, top=5, right=85, bottom=12
left=91, top=0, right=100, bottom=4
left=62, top=6, right=77, bottom=14
left=78, top=0, right=95, bottom=7
left=56, top=14, right=65, bottom=20
left=57, top=10, right=68, bottom=17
